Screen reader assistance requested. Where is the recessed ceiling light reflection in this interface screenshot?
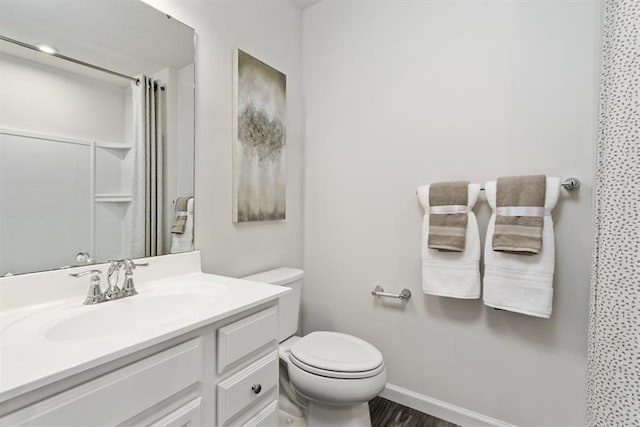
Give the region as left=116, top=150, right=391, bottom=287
left=35, top=44, right=58, bottom=55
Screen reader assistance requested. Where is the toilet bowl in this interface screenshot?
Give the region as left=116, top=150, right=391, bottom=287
left=243, top=268, right=387, bottom=427
left=280, top=333, right=386, bottom=426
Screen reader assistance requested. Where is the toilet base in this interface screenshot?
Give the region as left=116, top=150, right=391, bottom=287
left=307, top=401, right=371, bottom=427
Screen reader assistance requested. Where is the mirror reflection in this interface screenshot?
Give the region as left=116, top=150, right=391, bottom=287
left=0, top=0, right=195, bottom=276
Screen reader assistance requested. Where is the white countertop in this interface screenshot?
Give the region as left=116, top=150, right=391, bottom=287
left=0, top=253, right=289, bottom=404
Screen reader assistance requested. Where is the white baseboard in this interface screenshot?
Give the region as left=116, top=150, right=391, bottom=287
left=379, top=383, right=516, bottom=427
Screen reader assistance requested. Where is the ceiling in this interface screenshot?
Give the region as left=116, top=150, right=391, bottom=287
left=0, top=0, right=194, bottom=85
left=0, top=0, right=321, bottom=87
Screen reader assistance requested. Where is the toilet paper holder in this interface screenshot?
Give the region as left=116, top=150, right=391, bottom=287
left=371, top=285, right=412, bottom=301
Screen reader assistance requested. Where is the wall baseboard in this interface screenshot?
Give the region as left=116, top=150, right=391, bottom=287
left=380, top=383, right=516, bottom=427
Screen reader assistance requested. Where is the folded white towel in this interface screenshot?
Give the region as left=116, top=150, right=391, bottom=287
left=170, top=198, right=194, bottom=254
left=483, top=177, right=559, bottom=318
left=417, top=183, right=481, bottom=299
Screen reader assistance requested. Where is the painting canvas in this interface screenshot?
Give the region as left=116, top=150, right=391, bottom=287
left=233, top=49, right=286, bottom=222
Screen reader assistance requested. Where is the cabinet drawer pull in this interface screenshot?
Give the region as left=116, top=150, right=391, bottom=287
left=251, top=384, right=262, bottom=394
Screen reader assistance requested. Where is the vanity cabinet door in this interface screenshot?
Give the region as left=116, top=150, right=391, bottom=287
left=0, top=338, right=203, bottom=426
left=217, top=307, right=278, bottom=373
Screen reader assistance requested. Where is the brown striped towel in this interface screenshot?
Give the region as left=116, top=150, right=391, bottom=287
left=428, top=181, right=469, bottom=252
left=493, top=175, right=546, bottom=254
left=171, top=196, right=192, bottom=234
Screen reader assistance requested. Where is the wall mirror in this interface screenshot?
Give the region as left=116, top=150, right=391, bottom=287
left=0, top=0, right=195, bottom=276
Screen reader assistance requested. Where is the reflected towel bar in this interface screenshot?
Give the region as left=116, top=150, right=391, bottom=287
left=415, top=177, right=580, bottom=194
left=371, top=285, right=412, bottom=301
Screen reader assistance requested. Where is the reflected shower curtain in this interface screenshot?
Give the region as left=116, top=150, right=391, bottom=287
left=587, top=0, right=639, bottom=424
left=131, top=76, right=165, bottom=258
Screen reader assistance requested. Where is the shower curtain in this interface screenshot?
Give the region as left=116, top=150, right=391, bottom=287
left=131, top=76, right=165, bottom=258
left=587, top=0, right=639, bottom=425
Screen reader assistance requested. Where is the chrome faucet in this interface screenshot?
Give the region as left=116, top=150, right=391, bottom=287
left=69, top=269, right=103, bottom=305
left=105, top=260, right=125, bottom=300
left=69, top=259, right=148, bottom=305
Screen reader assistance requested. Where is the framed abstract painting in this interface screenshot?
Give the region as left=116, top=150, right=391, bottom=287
left=232, top=49, right=286, bottom=223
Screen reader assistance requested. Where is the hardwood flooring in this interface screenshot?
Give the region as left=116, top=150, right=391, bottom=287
left=369, top=397, right=460, bottom=427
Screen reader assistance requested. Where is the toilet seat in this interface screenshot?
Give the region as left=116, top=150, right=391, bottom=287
left=289, top=331, right=384, bottom=379
left=289, top=353, right=385, bottom=379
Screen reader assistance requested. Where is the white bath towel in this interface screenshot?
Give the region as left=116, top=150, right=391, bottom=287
left=483, top=178, right=559, bottom=318
left=417, top=183, right=481, bottom=299
left=170, top=198, right=194, bottom=254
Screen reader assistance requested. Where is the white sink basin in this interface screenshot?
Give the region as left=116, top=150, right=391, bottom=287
left=1, top=282, right=225, bottom=343
left=46, top=293, right=216, bottom=341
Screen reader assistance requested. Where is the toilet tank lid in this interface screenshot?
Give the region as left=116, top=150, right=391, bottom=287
left=242, top=268, right=304, bottom=286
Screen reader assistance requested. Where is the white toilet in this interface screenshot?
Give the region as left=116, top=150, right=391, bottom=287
left=243, top=268, right=387, bottom=427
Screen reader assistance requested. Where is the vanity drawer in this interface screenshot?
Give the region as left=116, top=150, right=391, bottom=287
left=217, top=306, right=278, bottom=373
left=1, top=338, right=203, bottom=426
left=241, top=400, right=278, bottom=427
left=149, top=397, right=203, bottom=427
left=217, top=350, right=278, bottom=426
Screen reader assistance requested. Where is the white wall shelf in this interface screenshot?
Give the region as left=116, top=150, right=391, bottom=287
left=0, top=127, right=90, bottom=147
left=95, top=194, right=133, bottom=203
left=0, top=128, right=130, bottom=150
left=95, top=142, right=132, bottom=150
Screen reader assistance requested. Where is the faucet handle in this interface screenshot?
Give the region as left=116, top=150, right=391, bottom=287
left=123, top=259, right=149, bottom=272
left=69, top=270, right=103, bottom=305
left=121, top=259, right=147, bottom=297
left=69, top=269, right=102, bottom=278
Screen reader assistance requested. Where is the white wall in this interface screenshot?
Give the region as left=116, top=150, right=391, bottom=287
left=142, top=0, right=304, bottom=277
left=303, top=2, right=600, bottom=426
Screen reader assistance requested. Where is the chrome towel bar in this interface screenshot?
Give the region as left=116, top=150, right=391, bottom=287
left=371, top=285, right=412, bottom=301
left=415, top=177, right=580, bottom=194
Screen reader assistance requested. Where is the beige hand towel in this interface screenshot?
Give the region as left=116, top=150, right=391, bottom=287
left=171, top=196, right=191, bottom=234
left=428, top=181, right=469, bottom=252
left=493, top=175, right=546, bottom=254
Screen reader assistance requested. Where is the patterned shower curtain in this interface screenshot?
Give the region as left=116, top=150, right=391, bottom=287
left=130, top=76, right=165, bottom=258
left=586, top=0, right=639, bottom=425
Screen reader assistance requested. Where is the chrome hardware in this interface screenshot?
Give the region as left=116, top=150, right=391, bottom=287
left=415, top=176, right=581, bottom=195
left=251, top=384, right=262, bottom=394
left=561, top=177, right=580, bottom=191
left=124, top=259, right=149, bottom=269
left=371, top=285, right=412, bottom=301
left=70, top=259, right=148, bottom=305
left=105, top=260, right=124, bottom=300
left=74, top=251, right=95, bottom=265
left=122, top=269, right=137, bottom=297
left=69, top=269, right=103, bottom=305
left=121, top=259, right=148, bottom=297
left=109, top=259, right=148, bottom=298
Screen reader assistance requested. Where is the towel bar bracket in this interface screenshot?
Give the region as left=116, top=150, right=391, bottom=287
left=561, top=177, right=580, bottom=191
left=371, top=285, right=412, bottom=301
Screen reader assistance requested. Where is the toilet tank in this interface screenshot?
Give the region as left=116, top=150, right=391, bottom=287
left=242, top=268, right=304, bottom=343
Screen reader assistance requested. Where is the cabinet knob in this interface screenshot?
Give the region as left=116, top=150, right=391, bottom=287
left=251, top=384, right=262, bottom=394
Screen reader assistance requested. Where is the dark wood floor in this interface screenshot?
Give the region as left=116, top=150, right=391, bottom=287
left=369, top=397, right=460, bottom=427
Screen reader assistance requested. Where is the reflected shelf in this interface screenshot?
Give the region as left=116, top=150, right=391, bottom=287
left=94, top=194, right=133, bottom=203
left=95, top=142, right=132, bottom=150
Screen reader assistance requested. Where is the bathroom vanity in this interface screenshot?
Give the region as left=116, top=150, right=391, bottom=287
left=0, top=252, right=287, bottom=426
